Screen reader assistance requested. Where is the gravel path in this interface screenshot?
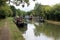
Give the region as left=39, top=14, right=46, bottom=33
left=0, top=22, right=10, bottom=40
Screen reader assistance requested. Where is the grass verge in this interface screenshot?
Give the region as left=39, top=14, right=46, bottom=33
left=0, top=19, right=6, bottom=35
left=7, top=17, right=25, bottom=40
left=0, top=19, right=6, bottom=27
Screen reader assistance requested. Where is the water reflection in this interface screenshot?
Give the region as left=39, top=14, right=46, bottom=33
left=34, top=23, right=60, bottom=40
left=23, top=24, right=35, bottom=40
left=19, top=22, right=60, bottom=40
left=17, top=26, right=27, bottom=33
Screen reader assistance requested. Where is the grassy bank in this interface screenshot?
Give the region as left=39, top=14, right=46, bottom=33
left=45, top=20, right=60, bottom=25
left=0, top=19, right=6, bottom=35
left=0, top=19, right=6, bottom=27
left=7, top=17, right=25, bottom=40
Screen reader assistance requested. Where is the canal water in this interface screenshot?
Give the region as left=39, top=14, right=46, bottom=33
left=19, top=22, right=60, bottom=40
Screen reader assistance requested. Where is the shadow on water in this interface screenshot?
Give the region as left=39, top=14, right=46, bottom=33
left=18, top=26, right=27, bottom=33
left=16, top=23, right=27, bottom=33
left=34, top=22, right=60, bottom=40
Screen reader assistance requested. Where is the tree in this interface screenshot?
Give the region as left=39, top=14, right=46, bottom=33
left=42, top=5, right=52, bottom=19
left=8, top=0, right=36, bottom=7
left=52, top=4, right=60, bottom=21
left=34, top=3, right=42, bottom=16
left=10, top=5, right=16, bottom=17
left=0, top=5, right=12, bottom=18
left=44, top=3, right=60, bottom=21
left=0, top=0, right=7, bottom=6
left=16, top=9, right=27, bottom=16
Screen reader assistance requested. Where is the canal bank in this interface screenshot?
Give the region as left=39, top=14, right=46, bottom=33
left=45, top=20, right=60, bottom=25
left=8, top=17, right=25, bottom=40
left=0, top=17, right=25, bottom=40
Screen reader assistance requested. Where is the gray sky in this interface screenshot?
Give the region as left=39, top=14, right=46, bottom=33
left=10, top=0, right=60, bottom=12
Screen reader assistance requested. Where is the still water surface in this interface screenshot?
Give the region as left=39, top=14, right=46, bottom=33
left=20, top=22, right=60, bottom=40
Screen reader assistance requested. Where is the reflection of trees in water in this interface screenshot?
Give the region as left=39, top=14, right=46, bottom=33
left=34, top=23, right=60, bottom=40
left=17, top=26, right=27, bottom=33
left=34, top=23, right=44, bottom=36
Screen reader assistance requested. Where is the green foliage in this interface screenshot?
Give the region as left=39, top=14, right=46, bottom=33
left=16, top=9, right=27, bottom=16
left=0, top=0, right=8, bottom=6
left=0, top=5, right=12, bottom=19
left=34, top=3, right=42, bottom=16
left=0, top=0, right=60, bottom=21
left=26, top=3, right=60, bottom=21
left=45, top=4, right=60, bottom=21
left=27, top=11, right=32, bottom=15
left=10, top=6, right=16, bottom=17
left=16, top=9, right=21, bottom=16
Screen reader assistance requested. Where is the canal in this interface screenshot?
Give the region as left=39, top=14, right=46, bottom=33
left=19, top=21, right=60, bottom=40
